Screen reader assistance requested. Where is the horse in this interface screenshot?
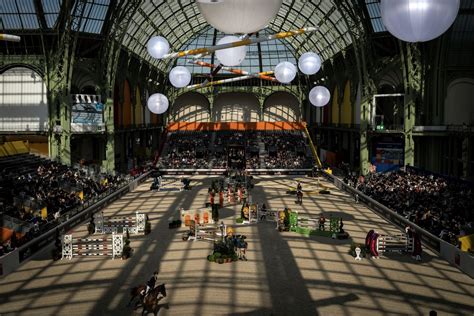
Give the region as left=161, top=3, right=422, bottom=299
left=129, top=283, right=167, bottom=315
left=296, top=190, right=303, bottom=204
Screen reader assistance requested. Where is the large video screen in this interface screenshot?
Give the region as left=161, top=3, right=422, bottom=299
left=71, top=95, right=104, bottom=133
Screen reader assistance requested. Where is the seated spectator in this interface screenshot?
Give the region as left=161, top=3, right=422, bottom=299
left=353, top=167, right=474, bottom=245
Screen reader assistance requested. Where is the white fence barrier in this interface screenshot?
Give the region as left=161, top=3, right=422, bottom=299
left=95, top=211, right=145, bottom=235
left=62, top=233, right=123, bottom=260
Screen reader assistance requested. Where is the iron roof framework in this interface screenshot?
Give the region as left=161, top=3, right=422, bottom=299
left=123, top=0, right=357, bottom=73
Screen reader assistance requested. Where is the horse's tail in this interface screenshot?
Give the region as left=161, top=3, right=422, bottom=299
left=130, top=286, right=139, bottom=297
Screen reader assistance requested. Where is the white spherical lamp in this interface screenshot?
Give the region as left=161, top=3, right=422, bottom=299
left=169, top=66, right=191, bottom=88
left=147, top=93, right=169, bottom=114
left=298, top=52, right=321, bottom=75
left=196, top=0, right=282, bottom=34
left=147, top=36, right=170, bottom=59
left=381, top=0, right=460, bottom=42
left=309, top=86, right=330, bottom=107
left=215, top=36, right=247, bottom=66
left=274, top=62, right=297, bottom=84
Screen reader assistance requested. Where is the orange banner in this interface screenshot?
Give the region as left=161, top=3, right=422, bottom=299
left=167, top=121, right=307, bottom=131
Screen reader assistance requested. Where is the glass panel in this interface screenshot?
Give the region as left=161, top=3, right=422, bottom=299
left=41, top=0, right=61, bottom=28
left=365, top=0, right=387, bottom=33
left=72, top=0, right=110, bottom=34
left=0, top=0, right=39, bottom=30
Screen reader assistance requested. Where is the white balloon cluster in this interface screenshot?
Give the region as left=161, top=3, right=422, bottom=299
left=309, top=86, right=331, bottom=107
left=298, top=52, right=321, bottom=75
left=147, top=93, right=169, bottom=114
left=147, top=36, right=170, bottom=59
left=169, top=66, right=191, bottom=88
left=274, top=61, right=297, bottom=84
left=196, top=0, right=283, bottom=34
left=215, top=36, right=247, bottom=66
left=381, top=0, right=460, bottom=42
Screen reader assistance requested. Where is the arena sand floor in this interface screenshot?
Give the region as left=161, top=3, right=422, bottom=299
left=0, top=175, right=473, bottom=316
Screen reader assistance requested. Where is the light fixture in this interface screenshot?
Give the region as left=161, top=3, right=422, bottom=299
left=147, top=93, right=169, bottom=114
left=274, top=62, right=297, bottom=84
left=147, top=36, right=170, bottom=59
left=215, top=36, right=247, bottom=66
left=309, top=86, right=330, bottom=107
left=169, top=66, right=192, bottom=88
left=298, top=52, right=321, bottom=75
left=381, top=0, right=460, bottom=42
left=196, top=0, right=283, bottom=34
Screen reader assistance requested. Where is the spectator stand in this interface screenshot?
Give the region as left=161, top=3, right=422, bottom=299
left=94, top=211, right=146, bottom=235
left=61, top=233, right=123, bottom=260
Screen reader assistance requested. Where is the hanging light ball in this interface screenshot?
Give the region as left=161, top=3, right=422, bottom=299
left=147, top=93, right=169, bottom=114
left=169, top=66, right=191, bottom=88
left=381, top=0, right=460, bottom=43
left=215, top=36, right=247, bottom=67
left=196, top=0, right=282, bottom=34
left=147, top=36, right=170, bottom=59
left=274, top=62, right=297, bottom=84
left=298, top=52, right=321, bottom=75
left=309, top=86, right=330, bottom=107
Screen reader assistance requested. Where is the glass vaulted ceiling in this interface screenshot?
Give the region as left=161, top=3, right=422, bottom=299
left=123, top=0, right=354, bottom=72
left=0, top=0, right=110, bottom=34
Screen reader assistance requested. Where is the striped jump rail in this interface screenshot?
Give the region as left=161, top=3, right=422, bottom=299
left=376, top=234, right=414, bottom=254
left=61, top=233, right=123, bottom=260
left=157, top=177, right=184, bottom=191
left=188, top=224, right=227, bottom=242
left=95, top=211, right=145, bottom=235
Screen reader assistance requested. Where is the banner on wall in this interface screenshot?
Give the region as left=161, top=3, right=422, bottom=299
left=180, top=208, right=214, bottom=227
left=71, top=95, right=105, bottom=133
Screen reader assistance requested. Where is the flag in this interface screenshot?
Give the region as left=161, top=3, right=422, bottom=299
left=41, top=207, right=47, bottom=219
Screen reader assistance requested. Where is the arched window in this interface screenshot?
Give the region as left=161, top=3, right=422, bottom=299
left=172, top=92, right=210, bottom=122
left=214, top=93, right=260, bottom=122
left=263, top=92, right=300, bottom=122
left=0, top=67, right=48, bottom=132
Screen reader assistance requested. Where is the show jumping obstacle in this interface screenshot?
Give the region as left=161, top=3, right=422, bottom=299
left=61, top=233, right=123, bottom=260
left=186, top=222, right=227, bottom=242
left=376, top=234, right=414, bottom=255
left=365, top=229, right=421, bottom=260
left=158, top=177, right=184, bottom=192
left=95, top=211, right=145, bottom=235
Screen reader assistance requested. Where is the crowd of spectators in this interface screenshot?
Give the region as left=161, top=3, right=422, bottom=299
left=0, top=155, right=128, bottom=252
left=158, top=131, right=211, bottom=169
left=347, top=168, right=474, bottom=245
left=158, top=130, right=312, bottom=170
left=261, top=131, right=311, bottom=169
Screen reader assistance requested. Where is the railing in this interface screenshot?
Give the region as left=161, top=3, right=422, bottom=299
left=323, top=172, right=474, bottom=279
left=160, top=169, right=312, bottom=175
left=0, top=171, right=150, bottom=277
left=303, top=124, right=322, bottom=168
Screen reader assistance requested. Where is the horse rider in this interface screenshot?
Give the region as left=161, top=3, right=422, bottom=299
left=296, top=182, right=303, bottom=204
left=143, top=271, right=159, bottom=298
